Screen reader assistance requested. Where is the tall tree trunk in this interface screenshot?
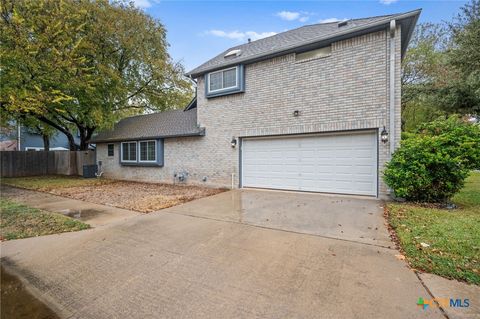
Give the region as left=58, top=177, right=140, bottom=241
left=42, top=133, right=50, bottom=151
left=78, top=127, right=88, bottom=150
left=79, top=139, right=88, bottom=150
left=66, top=133, right=76, bottom=151
left=77, top=126, right=95, bottom=150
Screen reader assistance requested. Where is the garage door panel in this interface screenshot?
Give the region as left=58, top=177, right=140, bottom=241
left=356, top=180, right=375, bottom=189
left=299, top=150, right=316, bottom=158
left=316, top=151, right=334, bottom=159
left=316, top=168, right=335, bottom=175
left=242, top=132, right=377, bottom=196
left=266, top=165, right=283, bottom=173
left=355, top=173, right=376, bottom=181
left=335, top=166, right=355, bottom=173
left=356, top=167, right=375, bottom=175
left=354, top=149, right=374, bottom=157
left=299, top=168, right=316, bottom=175
left=283, top=158, right=299, bottom=165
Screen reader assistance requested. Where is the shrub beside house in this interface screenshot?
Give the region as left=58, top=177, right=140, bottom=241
left=384, top=116, right=480, bottom=202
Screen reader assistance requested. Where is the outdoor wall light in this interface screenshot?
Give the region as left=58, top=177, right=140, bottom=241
left=293, top=110, right=300, bottom=117
left=231, top=137, right=237, bottom=148
left=381, top=126, right=389, bottom=143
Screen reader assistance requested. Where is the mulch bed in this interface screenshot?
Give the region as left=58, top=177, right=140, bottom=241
left=48, top=181, right=227, bottom=213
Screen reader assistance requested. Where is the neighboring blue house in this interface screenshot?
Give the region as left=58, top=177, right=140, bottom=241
left=0, top=124, right=80, bottom=151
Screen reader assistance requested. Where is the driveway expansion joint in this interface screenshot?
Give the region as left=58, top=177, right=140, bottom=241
left=414, top=270, right=451, bottom=319
left=158, top=208, right=396, bottom=250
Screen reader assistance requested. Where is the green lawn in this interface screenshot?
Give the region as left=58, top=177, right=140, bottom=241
left=387, top=172, right=480, bottom=284
left=1, top=175, right=113, bottom=191
left=0, top=199, right=89, bottom=240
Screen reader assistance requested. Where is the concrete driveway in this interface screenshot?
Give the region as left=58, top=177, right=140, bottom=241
left=163, top=189, right=392, bottom=247
left=1, top=190, right=444, bottom=318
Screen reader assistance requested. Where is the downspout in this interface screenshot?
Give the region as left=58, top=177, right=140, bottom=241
left=389, top=20, right=396, bottom=157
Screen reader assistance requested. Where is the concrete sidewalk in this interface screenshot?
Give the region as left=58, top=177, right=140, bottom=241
left=1, top=186, right=140, bottom=227
left=418, top=273, right=480, bottom=319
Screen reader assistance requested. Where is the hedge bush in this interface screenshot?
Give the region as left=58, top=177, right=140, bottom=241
left=384, top=117, right=480, bottom=202
left=416, top=117, right=480, bottom=170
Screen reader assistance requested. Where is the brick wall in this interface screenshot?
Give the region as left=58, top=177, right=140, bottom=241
left=98, top=27, right=402, bottom=197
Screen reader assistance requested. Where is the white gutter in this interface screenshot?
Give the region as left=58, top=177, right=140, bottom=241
left=389, top=20, right=396, bottom=156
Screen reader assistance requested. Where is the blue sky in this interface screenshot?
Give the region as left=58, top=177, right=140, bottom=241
left=136, top=0, right=468, bottom=72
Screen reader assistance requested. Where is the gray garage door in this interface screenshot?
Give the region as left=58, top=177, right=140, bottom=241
left=241, top=131, right=377, bottom=196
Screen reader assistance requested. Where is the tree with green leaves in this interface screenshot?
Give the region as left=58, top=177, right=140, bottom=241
left=440, top=0, right=480, bottom=116
left=401, top=23, right=449, bottom=131
left=1, top=0, right=193, bottom=150
left=401, top=0, right=479, bottom=131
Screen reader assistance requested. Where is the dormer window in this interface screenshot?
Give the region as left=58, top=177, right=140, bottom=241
left=205, top=65, right=245, bottom=98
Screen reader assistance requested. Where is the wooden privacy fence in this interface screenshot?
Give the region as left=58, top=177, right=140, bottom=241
left=0, top=150, right=96, bottom=178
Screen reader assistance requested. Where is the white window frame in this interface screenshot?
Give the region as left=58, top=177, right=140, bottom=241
left=139, top=140, right=157, bottom=163
left=207, top=66, right=238, bottom=94
left=120, top=141, right=137, bottom=163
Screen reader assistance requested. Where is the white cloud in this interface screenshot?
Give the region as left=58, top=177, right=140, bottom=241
left=379, top=0, right=399, bottom=4
left=245, top=31, right=277, bottom=41
left=207, top=30, right=245, bottom=40
left=318, top=18, right=347, bottom=24
left=276, top=11, right=301, bottom=21
left=132, top=0, right=152, bottom=8
left=276, top=11, right=312, bottom=23
left=205, top=30, right=277, bottom=41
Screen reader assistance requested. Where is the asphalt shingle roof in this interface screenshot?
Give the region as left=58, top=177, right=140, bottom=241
left=187, top=11, right=420, bottom=77
left=91, top=109, right=204, bottom=143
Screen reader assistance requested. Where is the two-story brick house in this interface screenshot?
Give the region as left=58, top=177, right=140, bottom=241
left=92, top=10, right=421, bottom=198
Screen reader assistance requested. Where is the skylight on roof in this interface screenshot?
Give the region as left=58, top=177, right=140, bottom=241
left=224, top=49, right=242, bottom=58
